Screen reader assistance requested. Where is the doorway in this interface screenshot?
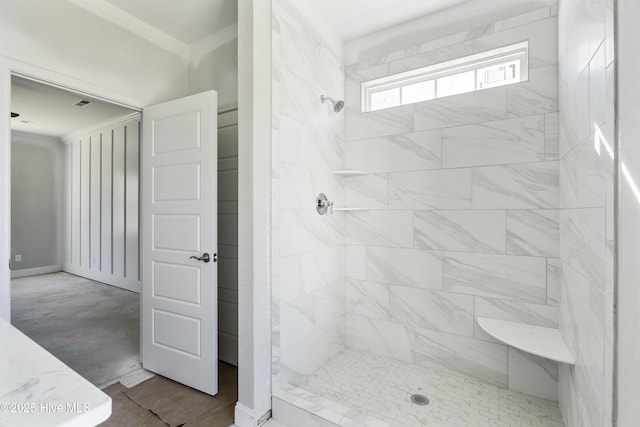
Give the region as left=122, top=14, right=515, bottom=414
left=7, top=73, right=239, bottom=391
left=10, top=75, right=143, bottom=386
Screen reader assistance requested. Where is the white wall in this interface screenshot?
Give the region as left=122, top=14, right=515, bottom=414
left=11, top=132, right=65, bottom=275
left=616, top=0, right=640, bottom=424
left=0, top=0, right=189, bottom=107
left=62, top=116, right=141, bottom=292
left=236, top=0, right=273, bottom=424
left=190, top=25, right=239, bottom=110
left=557, top=0, right=615, bottom=425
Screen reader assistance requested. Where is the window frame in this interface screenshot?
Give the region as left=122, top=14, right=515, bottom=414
left=361, top=41, right=529, bottom=113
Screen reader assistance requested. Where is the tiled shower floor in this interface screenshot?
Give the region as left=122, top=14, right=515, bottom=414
left=276, top=349, right=564, bottom=427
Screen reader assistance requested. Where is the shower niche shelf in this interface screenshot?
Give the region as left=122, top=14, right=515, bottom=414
left=477, top=317, right=575, bottom=365
left=332, top=170, right=367, bottom=176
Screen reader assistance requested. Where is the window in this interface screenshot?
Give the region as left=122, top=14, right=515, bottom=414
left=361, top=41, right=528, bottom=112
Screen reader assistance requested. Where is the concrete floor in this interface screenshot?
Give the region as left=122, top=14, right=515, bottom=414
left=12, top=272, right=239, bottom=425
left=11, top=272, right=141, bottom=387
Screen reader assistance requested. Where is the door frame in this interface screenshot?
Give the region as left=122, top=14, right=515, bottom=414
left=0, top=59, right=144, bottom=323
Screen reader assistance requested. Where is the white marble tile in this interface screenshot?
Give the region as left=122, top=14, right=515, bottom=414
left=365, top=247, right=442, bottom=289
left=280, top=115, right=301, bottom=164
left=299, top=127, right=344, bottom=172
left=279, top=16, right=318, bottom=87
left=472, top=161, right=559, bottom=209
left=280, top=320, right=343, bottom=378
left=578, top=133, right=609, bottom=208
left=508, top=348, right=559, bottom=401
left=345, top=105, right=413, bottom=141
left=281, top=68, right=323, bottom=127
left=414, top=210, right=506, bottom=254
left=560, top=69, right=590, bottom=156
left=294, top=348, right=564, bottom=427
left=273, top=396, right=341, bottom=427
left=316, top=45, right=345, bottom=103
left=389, top=287, right=474, bottom=337
left=547, top=258, right=560, bottom=307
left=344, top=140, right=366, bottom=172
left=506, top=65, right=558, bottom=116
left=345, top=245, right=366, bottom=280
left=589, top=43, right=608, bottom=129
left=442, top=115, right=545, bottom=168
left=279, top=163, right=315, bottom=210
left=559, top=262, right=590, bottom=356
left=413, top=327, right=508, bottom=387
left=301, top=248, right=344, bottom=294
left=559, top=145, right=579, bottom=209
left=443, top=252, right=547, bottom=303
left=474, top=297, right=559, bottom=343
left=280, top=294, right=317, bottom=351
left=315, top=283, right=346, bottom=327
left=272, top=179, right=281, bottom=228
left=506, top=209, right=559, bottom=257
left=545, top=112, right=560, bottom=160
left=473, top=17, right=558, bottom=69
left=281, top=210, right=344, bottom=257
left=345, top=63, right=389, bottom=107
left=345, top=210, right=413, bottom=248
left=363, top=130, right=442, bottom=173
left=345, top=314, right=413, bottom=363
left=446, top=25, right=494, bottom=45
left=389, top=169, right=472, bottom=209
left=559, top=208, right=606, bottom=289
left=388, top=42, right=474, bottom=74
left=345, top=280, right=389, bottom=320
left=414, top=87, right=509, bottom=131
left=280, top=255, right=303, bottom=303
left=494, top=7, right=551, bottom=32
left=344, top=174, right=388, bottom=209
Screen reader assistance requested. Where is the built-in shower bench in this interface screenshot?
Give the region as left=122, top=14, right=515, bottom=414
left=477, top=317, right=575, bottom=365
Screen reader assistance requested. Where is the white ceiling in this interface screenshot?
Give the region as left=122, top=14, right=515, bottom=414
left=102, top=0, right=237, bottom=44
left=11, top=77, right=136, bottom=138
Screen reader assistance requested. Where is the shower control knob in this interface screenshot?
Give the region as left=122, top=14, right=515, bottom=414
left=316, top=193, right=333, bottom=215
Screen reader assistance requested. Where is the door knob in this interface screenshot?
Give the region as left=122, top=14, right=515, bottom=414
left=190, top=253, right=211, bottom=263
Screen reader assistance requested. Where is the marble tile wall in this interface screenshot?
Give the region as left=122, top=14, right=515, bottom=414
left=557, top=0, right=614, bottom=426
left=343, top=5, right=561, bottom=401
left=271, top=0, right=347, bottom=391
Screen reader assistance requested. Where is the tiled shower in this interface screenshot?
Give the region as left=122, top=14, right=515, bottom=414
left=270, top=0, right=614, bottom=425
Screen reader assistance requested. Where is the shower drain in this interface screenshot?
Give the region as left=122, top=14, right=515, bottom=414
left=410, top=394, right=430, bottom=406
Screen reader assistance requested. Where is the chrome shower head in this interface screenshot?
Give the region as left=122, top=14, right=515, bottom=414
left=321, top=95, right=344, bottom=113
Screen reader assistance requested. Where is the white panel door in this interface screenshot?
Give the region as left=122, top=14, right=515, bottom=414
left=141, top=91, right=218, bottom=395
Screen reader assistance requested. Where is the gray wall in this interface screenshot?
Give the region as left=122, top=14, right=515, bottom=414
left=63, top=117, right=140, bottom=292
left=218, top=110, right=239, bottom=366
left=11, top=131, right=65, bottom=273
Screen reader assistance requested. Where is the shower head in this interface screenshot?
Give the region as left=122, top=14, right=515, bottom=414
left=321, top=95, right=344, bottom=113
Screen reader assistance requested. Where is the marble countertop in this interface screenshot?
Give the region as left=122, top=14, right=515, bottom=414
left=0, top=318, right=112, bottom=427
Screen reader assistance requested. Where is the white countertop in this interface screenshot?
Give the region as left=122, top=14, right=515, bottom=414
left=0, top=318, right=112, bottom=427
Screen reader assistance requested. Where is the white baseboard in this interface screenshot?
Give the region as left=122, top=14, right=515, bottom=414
left=11, top=265, right=62, bottom=278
